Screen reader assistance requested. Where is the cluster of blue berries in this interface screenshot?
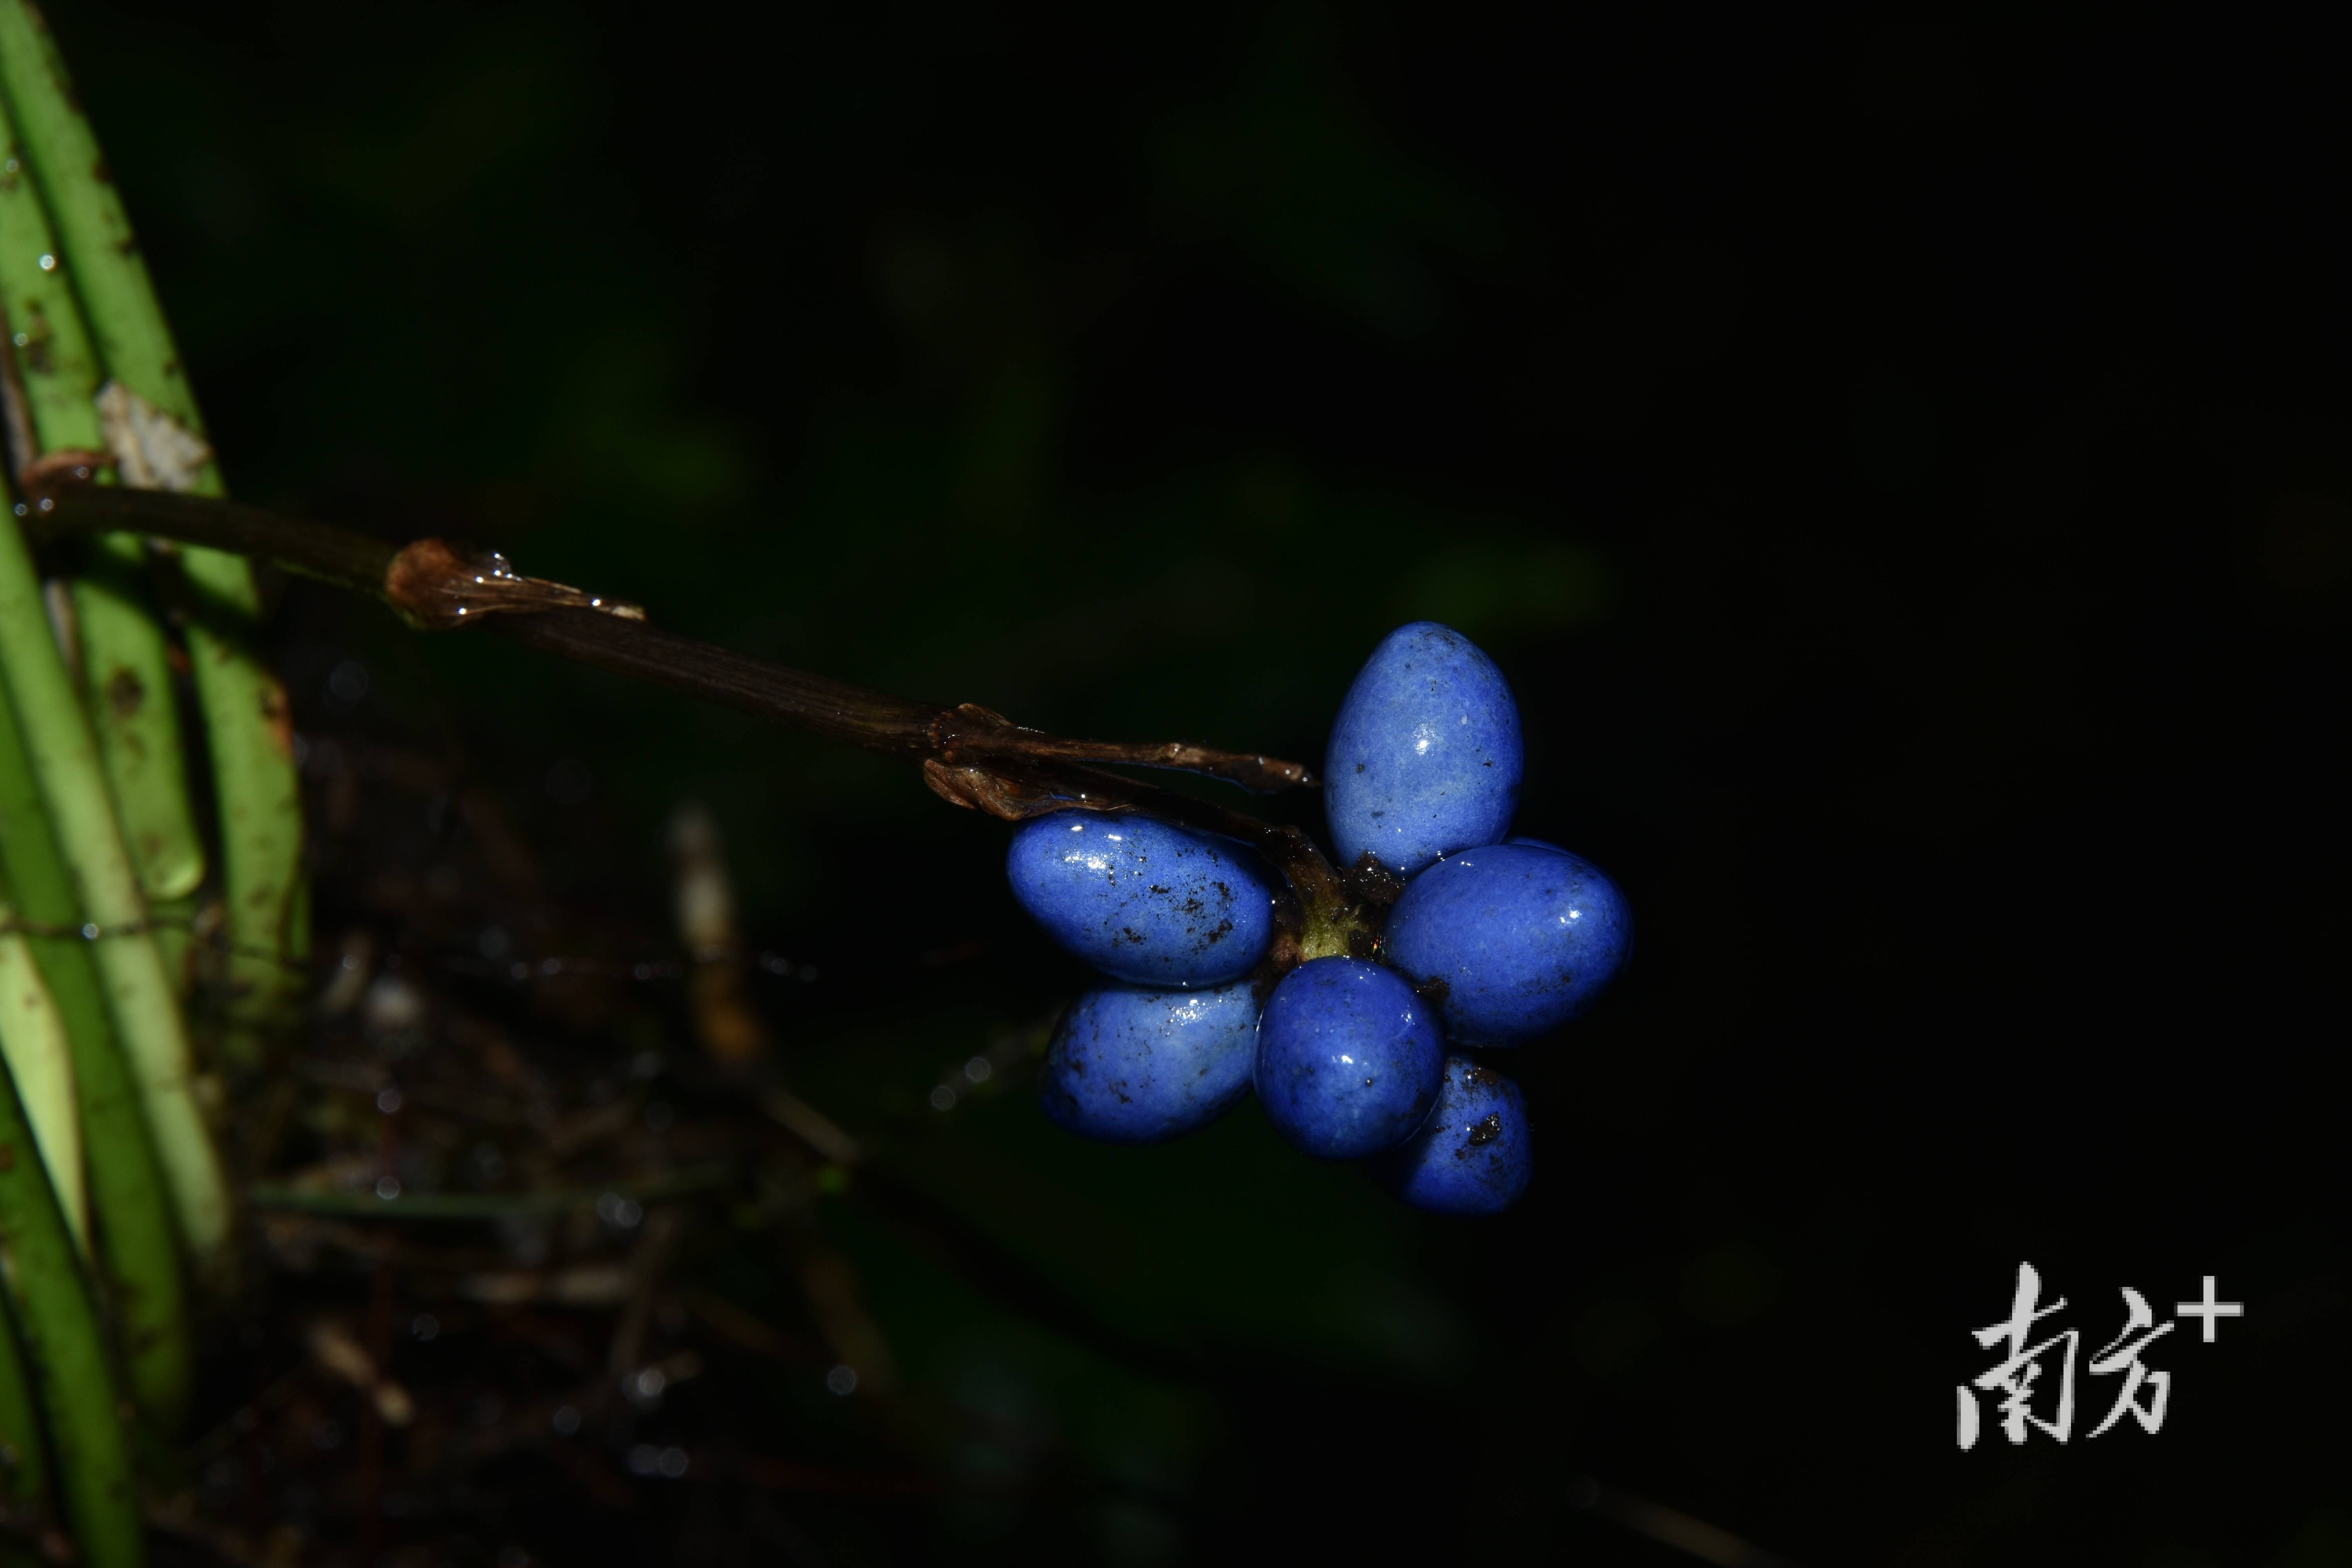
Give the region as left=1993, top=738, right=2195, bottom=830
left=1007, top=623, right=1631, bottom=1214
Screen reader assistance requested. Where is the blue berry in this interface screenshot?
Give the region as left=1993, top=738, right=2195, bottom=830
left=1254, top=957, right=1445, bottom=1158
left=1007, top=815, right=1276, bottom=987
left=1372, top=1055, right=1532, bottom=1214
left=1038, top=982, right=1259, bottom=1143
left=1383, top=841, right=1632, bottom=1045
left=1324, top=622, right=1523, bottom=878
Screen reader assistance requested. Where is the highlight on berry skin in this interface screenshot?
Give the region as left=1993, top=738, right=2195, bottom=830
left=1013, top=621, right=1630, bottom=1217
left=1383, top=841, right=1634, bottom=1047
left=1323, top=621, right=1523, bottom=879
left=1005, top=814, right=1276, bottom=987
left=1038, top=982, right=1259, bottom=1144
left=1254, top=957, right=1445, bottom=1160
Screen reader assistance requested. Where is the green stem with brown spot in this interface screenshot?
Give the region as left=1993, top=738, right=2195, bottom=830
left=0, top=0, right=306, bottom=1060
left=0, top=87, right=205, bottom=980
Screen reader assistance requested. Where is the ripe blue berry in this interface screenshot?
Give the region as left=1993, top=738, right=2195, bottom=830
left=1372, top=1055, right=1532, bottom=1214
left=1038, top=982, right=1259, bottom=1143
left=1254, top=957, right=1445, bottom=1158
left=1383, top=841, right=1632, bottom=1045
left=1324, top=622, right=1523, bottom=878
left=1007, top=815, right=1276, bottom=987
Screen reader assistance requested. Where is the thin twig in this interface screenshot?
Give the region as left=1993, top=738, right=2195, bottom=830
left=36, top=486, right=1314, bottom=780
left=36, top=483, right=1378, bottom=967
left=245, top=1164, right=735, bottom=1220
left=1568, top=1473, right=1802, bottom=1568
left=139, top=1501, right=267, bottom=1568
left=0, top=909, right=310, bottom=970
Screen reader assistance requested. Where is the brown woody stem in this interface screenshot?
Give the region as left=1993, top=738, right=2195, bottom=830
left=35, top=483, right=1362, bottom=973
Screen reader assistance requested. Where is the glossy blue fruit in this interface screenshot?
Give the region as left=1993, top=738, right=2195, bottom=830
left=1254, top=957, right=1445, bottom=1158
left=1007, top=815, right=1276, bottom=987
left=1324, top=622, right=1523, bottom=878
left=1038, top=982, right=1259, bottom=1143
left=1372, top=1055, right=1532, bottom=1214
left=1384, top=841, right=1632, bottom=1045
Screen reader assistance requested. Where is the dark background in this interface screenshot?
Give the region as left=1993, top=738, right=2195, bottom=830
left=58, top=2, right=2350, bottom=1563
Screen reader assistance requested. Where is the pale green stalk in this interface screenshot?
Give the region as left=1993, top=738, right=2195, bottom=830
left=0, top=678, right=190, bottom=1430
left=0, top=98, right=203, bottom=947
left=0, top=911, right=82, bottom=1252
left=0, top=0, right=305, bottom=1055
left=0, top=1049, right=142, bottom=1568
left=0, top=516, right=225, bottom=1261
